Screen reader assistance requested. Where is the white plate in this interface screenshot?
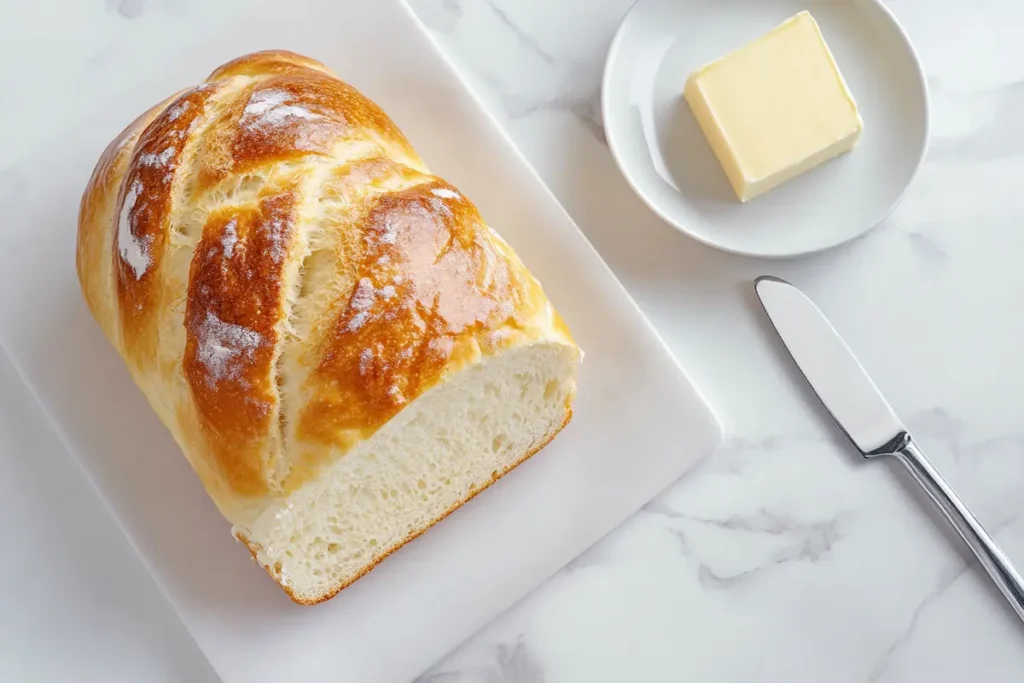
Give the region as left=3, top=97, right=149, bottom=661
left=0, top=0, right=721, bottom=681
left=602, top=0, right=929, bottom=258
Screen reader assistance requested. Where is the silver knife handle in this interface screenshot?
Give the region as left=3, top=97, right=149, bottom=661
left=894, top=437, right=1024, bottom=621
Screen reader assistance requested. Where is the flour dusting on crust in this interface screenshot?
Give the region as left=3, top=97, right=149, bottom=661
left=137, top=146, right=176, bottom=168
left=195, top=310, right=265, bottom=387
left=166, top=100, right=191, bottom=122
left=241, top=89, right=322, bottom=133
left=431, top=187, right=461, bottom=200
left=221, top=218, right=238, bottom=259
left=117, top=179, right=151, bottom=279
left=346, top=277, right=405, bottom=333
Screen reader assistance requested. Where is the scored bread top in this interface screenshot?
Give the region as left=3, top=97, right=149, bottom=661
left=77, top=50, right=575, bottom=527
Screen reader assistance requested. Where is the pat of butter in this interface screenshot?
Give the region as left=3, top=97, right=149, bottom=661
left=684, top=11, right=863, bottom=202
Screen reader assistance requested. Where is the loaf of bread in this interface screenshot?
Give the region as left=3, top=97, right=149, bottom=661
left=76, top=50, right=580, bottom=604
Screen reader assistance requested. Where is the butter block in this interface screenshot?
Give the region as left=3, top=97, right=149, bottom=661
left=684, top=11, right=863, bottom=202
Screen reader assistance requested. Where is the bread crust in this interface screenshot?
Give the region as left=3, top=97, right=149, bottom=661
left=78, top=50, right=579, bottom=600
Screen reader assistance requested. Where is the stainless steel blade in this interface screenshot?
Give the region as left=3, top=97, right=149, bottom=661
left=755, top=276, right=1024, bottom=622
left=754, top=276, right=903, bottom=456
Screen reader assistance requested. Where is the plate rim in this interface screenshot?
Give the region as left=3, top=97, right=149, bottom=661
left=600, top=0, right=932, bottom=259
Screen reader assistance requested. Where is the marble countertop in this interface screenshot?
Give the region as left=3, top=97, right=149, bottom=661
left=5, top=0, right=1024, bottom=681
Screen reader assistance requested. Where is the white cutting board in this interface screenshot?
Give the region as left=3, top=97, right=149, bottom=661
left=0, top=348, right=217, bottom=683
left=0, top=0, right=721, bottom=681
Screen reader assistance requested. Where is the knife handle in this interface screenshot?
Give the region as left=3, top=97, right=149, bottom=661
left=894, top=437, right=1024, bottom=622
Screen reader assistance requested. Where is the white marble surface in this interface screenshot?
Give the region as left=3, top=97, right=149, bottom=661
left=4, top=0, right=1024, bottom=681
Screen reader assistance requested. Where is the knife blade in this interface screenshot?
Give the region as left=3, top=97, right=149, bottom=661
left=755, top=275, right=1024, bottom=623
left=754, top=275, right=903, bottom=456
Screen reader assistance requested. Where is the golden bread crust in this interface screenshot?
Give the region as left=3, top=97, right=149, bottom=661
left=207, top=49, right=332, bottom=81
left=116, top=83, right=225, bottom=371
left=77, top=50, right=577, bottom=597
left=183, top=189, right=298, bottom=495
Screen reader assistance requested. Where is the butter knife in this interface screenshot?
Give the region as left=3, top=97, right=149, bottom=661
left=755, top=276, right=1024, bottom=622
